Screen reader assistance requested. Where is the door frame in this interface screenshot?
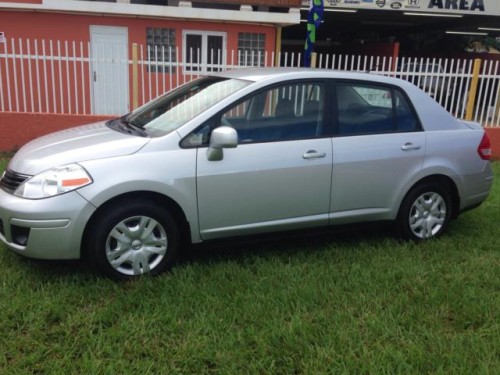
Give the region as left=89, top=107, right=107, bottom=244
left=182, top=30, right=227, bottom=74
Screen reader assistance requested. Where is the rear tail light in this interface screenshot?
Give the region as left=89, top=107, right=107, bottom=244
left=477, top=133, right=491, bottom=160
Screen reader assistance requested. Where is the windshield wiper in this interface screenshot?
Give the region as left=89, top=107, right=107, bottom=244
left=125, top=119, right=149, bottom=136
left=107, top=117, right=149, bottom=137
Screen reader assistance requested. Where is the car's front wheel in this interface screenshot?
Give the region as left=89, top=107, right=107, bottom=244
left=86, top=200, right=180, bottom=279
left=397, top=182, right=452, bottom=240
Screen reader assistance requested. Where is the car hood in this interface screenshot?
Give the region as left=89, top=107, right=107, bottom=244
left=8, top=122, right=149, bottom=176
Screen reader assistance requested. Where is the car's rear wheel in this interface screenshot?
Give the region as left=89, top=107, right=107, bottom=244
left=86, top=200, right=180, bottom=279
left=398, top=183, right=452, bottom=240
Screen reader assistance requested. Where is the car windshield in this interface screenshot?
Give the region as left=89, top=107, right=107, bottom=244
left=117, top=76, right=250, bottom=137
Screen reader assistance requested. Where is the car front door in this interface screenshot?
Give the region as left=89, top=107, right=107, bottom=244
left=330, top=82, right=425, bottom=223
left=195, top=81, right=333, bottom=240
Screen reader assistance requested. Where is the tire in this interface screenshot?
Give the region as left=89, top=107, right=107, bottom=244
left=86, top=200, right=180, bottom=280
left=397, top=182, right=452, bottom=241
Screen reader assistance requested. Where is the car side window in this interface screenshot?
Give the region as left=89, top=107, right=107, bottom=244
left=181, top=82, right=325, bottom=147
left=336, top=83, right=419, bottom=136
left=221, top=82, right=325, bottom=144
left=394, top=90, right=419, bottom=132
left=337, top=83, right=394, bottom=136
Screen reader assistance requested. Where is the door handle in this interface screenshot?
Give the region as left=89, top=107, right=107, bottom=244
left=401, top=142, right=421, bottom=151
left=303, top=150, right=326, bottom=160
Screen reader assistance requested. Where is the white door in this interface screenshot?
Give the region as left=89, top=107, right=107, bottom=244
left=90, top=26, right=129, bottom=115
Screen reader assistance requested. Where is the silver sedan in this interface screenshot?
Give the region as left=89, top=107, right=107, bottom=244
left=0, top=68, right=494, bottom=279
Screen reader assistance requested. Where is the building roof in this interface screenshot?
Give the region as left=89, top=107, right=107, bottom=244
left=0, top=0, right=301, bottom=26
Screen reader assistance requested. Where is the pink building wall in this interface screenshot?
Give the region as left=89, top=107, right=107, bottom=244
left=0, top=10, right=277, bottom=113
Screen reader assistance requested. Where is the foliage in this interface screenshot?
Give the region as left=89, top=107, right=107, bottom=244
left=483, top=37, right=500, bottom=52
left=401, top=33, right=499, bottom=54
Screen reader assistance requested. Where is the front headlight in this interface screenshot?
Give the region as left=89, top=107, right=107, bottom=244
left=14, top=164, right=93, bottom=199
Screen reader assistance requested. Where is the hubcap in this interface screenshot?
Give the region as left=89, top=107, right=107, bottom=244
left=105, top=215, right=168, bottom=276
left=409, top=192, right=447, bottom=239
left=131, top=240, right=142, bottom=250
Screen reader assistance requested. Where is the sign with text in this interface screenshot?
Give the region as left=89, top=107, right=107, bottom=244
left=325, top=0, right=500, bottom=16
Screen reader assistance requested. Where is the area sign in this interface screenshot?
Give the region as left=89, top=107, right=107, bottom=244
left=325, top=0, right=500, bottom=16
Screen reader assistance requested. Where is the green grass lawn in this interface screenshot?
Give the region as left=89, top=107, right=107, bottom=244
left=0, top=158, right=498, bottom=374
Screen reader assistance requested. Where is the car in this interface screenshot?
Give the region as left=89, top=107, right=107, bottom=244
left=0, top=68, right=494, bottom=279
left=402, top=62, right=448, bottom=94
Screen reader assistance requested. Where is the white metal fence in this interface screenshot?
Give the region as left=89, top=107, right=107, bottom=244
left=1, top=38, right=499, bottom=127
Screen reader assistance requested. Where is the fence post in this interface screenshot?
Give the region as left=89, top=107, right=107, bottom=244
left=132, top=43, right=138, bottom=110
left=495, top=84, right=500, bottom=126
left=465, top=58, right=482, bottom=121
left=310, top=52, right=317, bottom=68
left=274, top=26, right=282, bottom=67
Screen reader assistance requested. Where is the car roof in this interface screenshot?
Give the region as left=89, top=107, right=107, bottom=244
left=212, top=67, right=400, bottom=85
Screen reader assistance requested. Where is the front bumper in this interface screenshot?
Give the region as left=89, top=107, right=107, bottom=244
left=0, top=189, right=96, bottom=259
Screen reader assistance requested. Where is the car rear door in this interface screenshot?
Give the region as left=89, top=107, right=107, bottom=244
left=195, top=81, right=333, bottom=240
left=330, top=81, right=425, bottom=223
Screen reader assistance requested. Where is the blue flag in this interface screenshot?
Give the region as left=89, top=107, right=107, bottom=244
left=304, top=0, right=324, bottom=68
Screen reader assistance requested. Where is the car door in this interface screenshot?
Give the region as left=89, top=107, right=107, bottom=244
left=330, top=81, right=425, bottom=223
left=195, top=81, right=333, bottom=240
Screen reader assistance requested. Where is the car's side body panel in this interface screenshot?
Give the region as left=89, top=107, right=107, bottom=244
left=423, top=128, right=494, bottom=211
left=330, top=131, right=426, bottom=223
left=196, top=139, right=333, bottom=240
left=77, top=136, right=201, bottom=243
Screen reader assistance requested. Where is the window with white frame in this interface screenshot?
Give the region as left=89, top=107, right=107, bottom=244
left=238, top=33, right=265, bottom=67
left=183, top=31, right=226, bottom=73
left=146, top=27, right=176, bottom=73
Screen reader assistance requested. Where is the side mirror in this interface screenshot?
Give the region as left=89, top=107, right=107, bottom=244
left=206, top=126, right=238, bottom=161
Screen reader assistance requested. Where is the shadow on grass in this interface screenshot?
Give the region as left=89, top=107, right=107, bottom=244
left=6, top=254, right=101, bottom=283
left=182, top=222, right=395, bottom=266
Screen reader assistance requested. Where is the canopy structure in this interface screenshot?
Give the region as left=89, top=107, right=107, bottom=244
left=283, top=0, right=500, bottom=55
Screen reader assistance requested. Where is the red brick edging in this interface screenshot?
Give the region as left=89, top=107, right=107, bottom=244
left=0, top=112, right=113, bottom=152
